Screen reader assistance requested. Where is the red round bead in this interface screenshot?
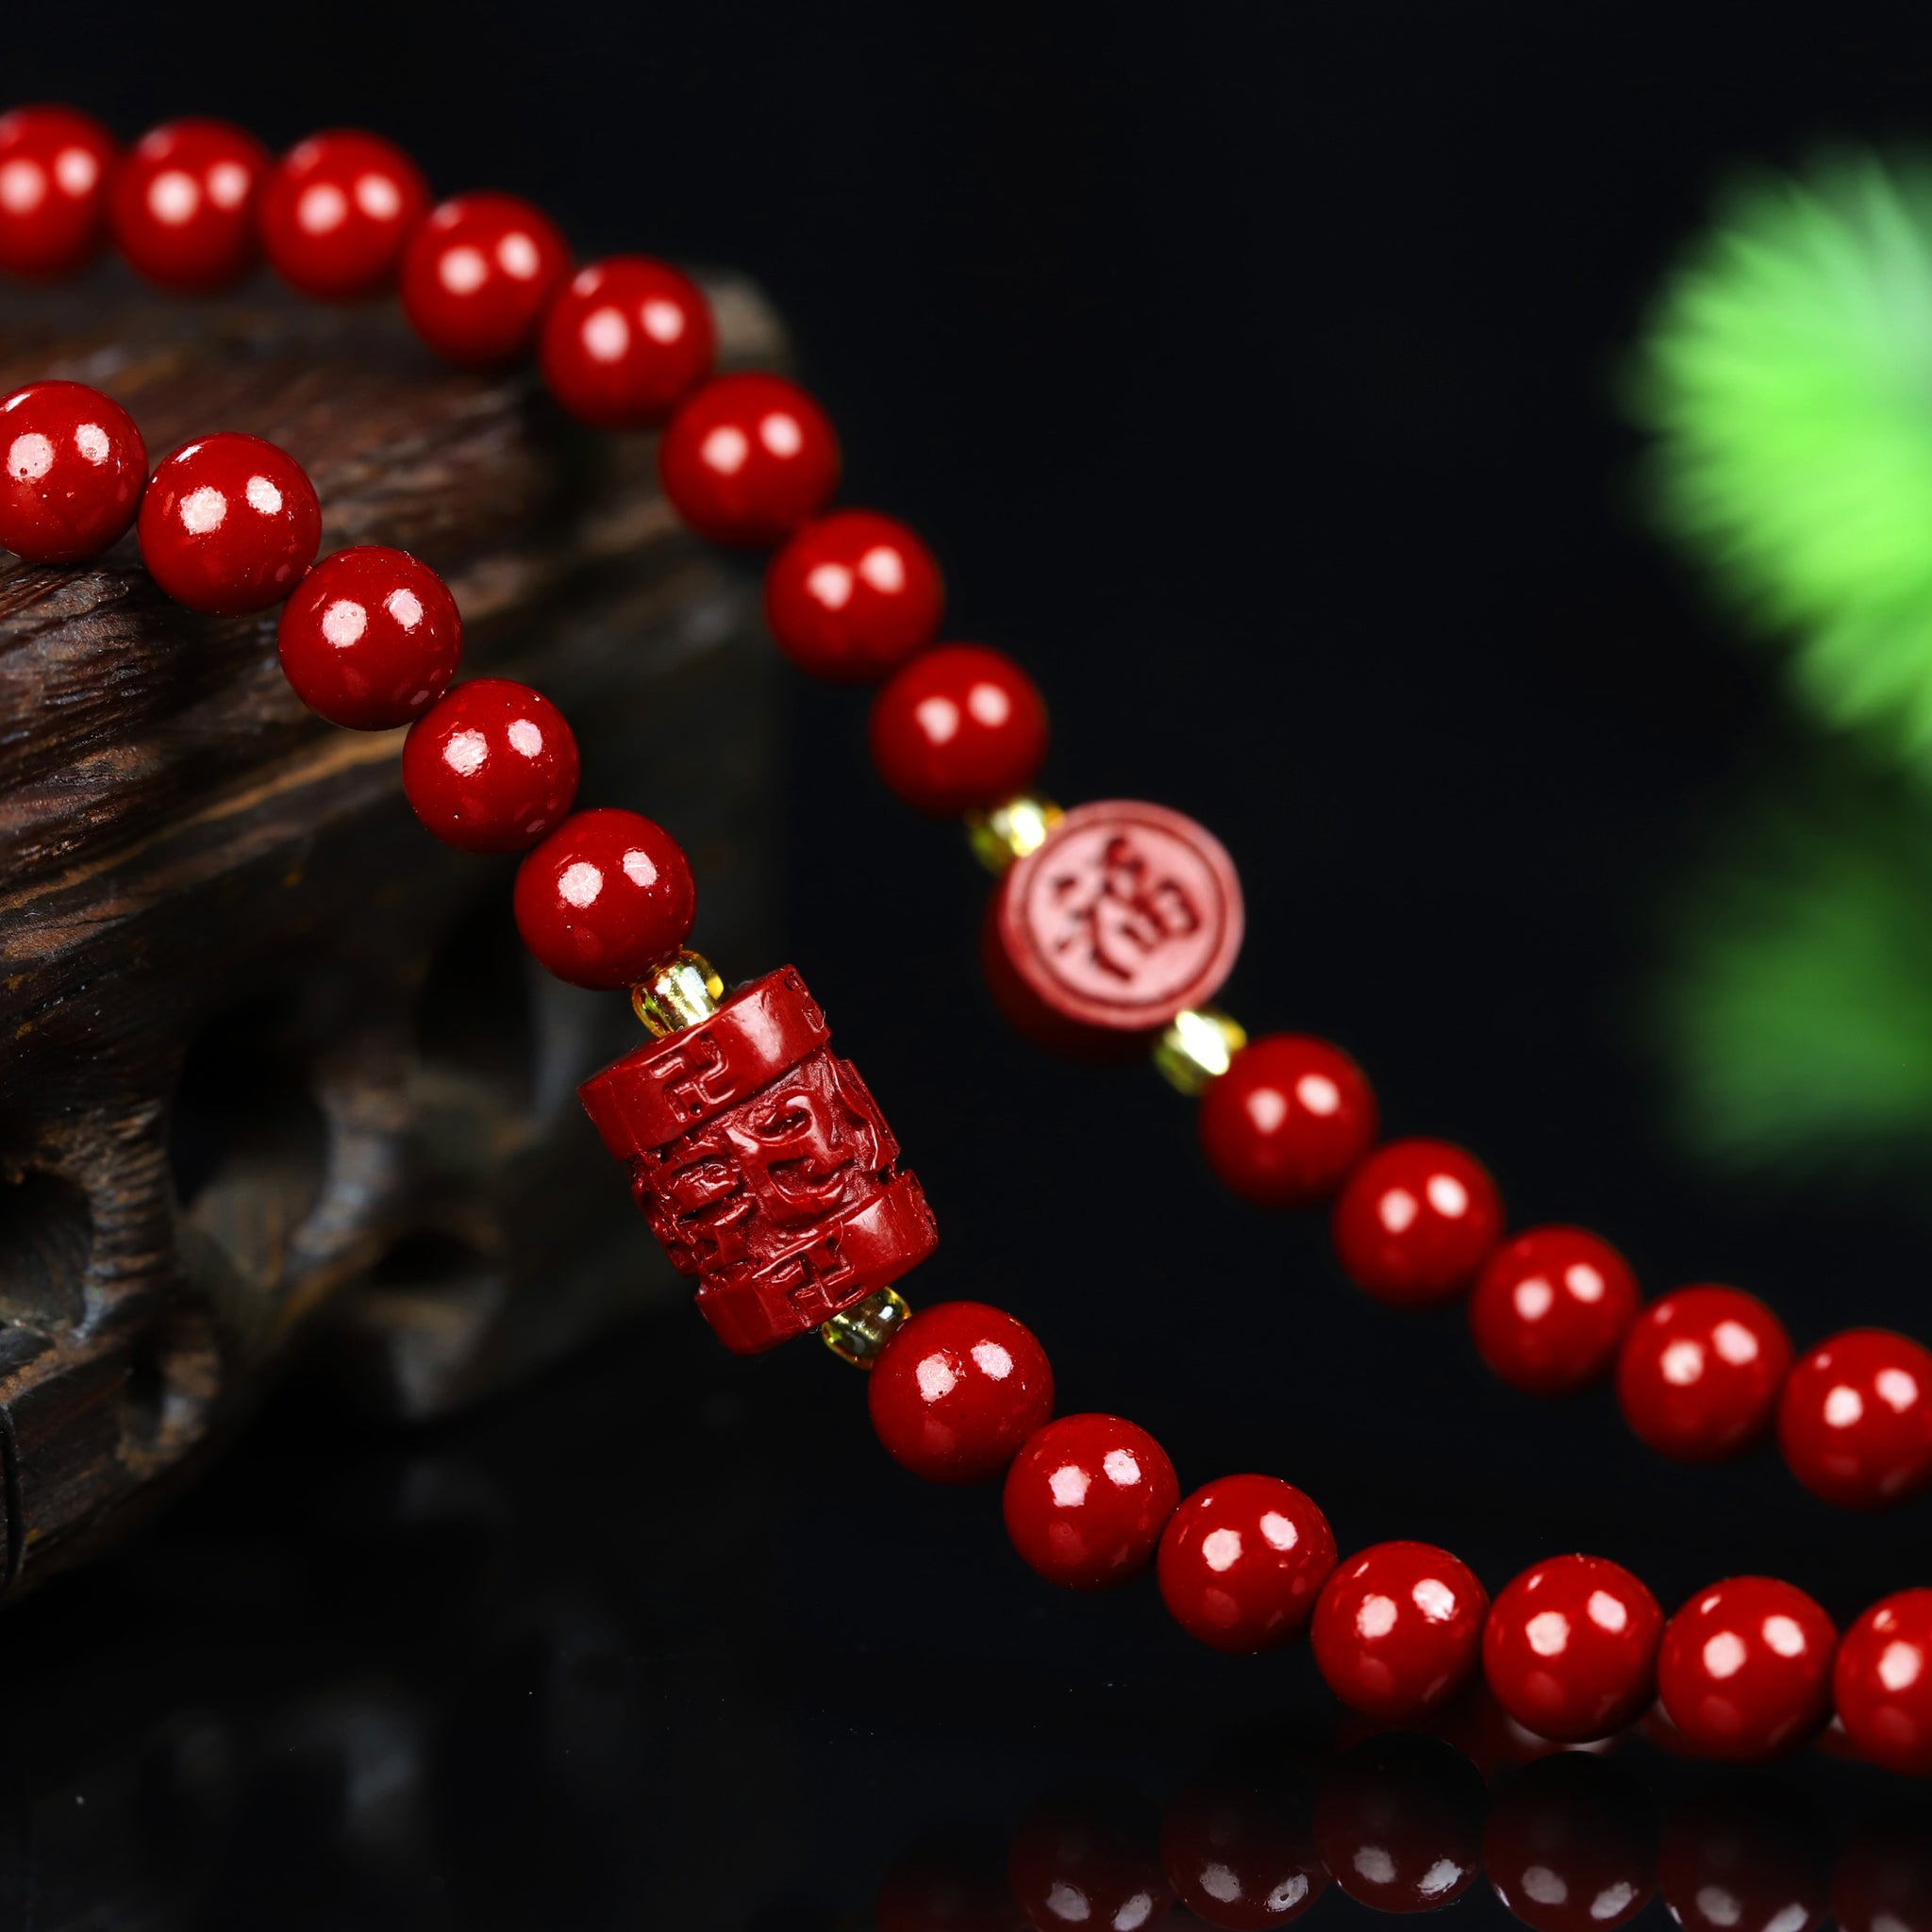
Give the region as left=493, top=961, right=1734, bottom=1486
left=402, top=677, right=579, bottom=852
left=1330, top=1139, right=1504, bottom=1308
left=258, top=128, right=430, bottom=301
left=869, top=644, right=1049, bottom=816
left=1469, top=1226, right=1641, bottom=1396
left=1481, top=1757, right=1657, bottom=1932
left=1311, top=1541, right=1490, bottom=1722
left=658, top=372, right=841, bottom=546
left=277, top=545, right=461, bottom=726
left=539, top=256, right=716, bottom=429
left=1160, top=1774, right=1326, bottom=1927
left=866, top=1300, right=1054, bottom=1485
left=1157, top=1474, right=1337, bottom=1654
left=0, top=381, right=145, bottom=564
left=1001, top=1412, right=1180, bottom=1591
left=1615, top=1284, right=1792, bottom=1462
left=764, top=509, right=945, bottom=681
left=399, top=192, right=572, bottom=367
left=1198, top=1034, right=1377, bottom=1209
left=512, top=807, right=696, bottom=991
left=1776, top=1327, right=1932, bottom=1509
left=1834, top=1589, right=1932, bottom=1775
left=0, top=105, right=117, bottom=277
left=1481, top=1554, right=1663, bottom=1742
left=1655, top=1575, right=1837, bottom=1761
left=139, top=433, right=321, bottom=616
left=108, top=117, right=270, bottom=291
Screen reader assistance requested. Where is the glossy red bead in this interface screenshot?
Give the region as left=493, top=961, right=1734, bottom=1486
left=1776, top=1327, right=1932, bottom=1508
left=512, top=807, right=696, bottom=991
left=403, top=677, right=579, bottom=852
left=1469, top=1226, right=1641, bottom=1396
left=658, top=371, right=841, bottom=546
left=1834, top=1589, right=1932, bottom=1774
left=1198, top=1035, right=1377, bottom=1209
left=870, top=644, right=1050, bottom=816
left=399, top=192, right=572, bottom=367
left=539, top=256, right=716, bottom=429
left=277, top=545, right=461, bottom=726
left=139, top=434, right=321, bottom=616
left=1002, top=1412, right=1180, bottom=1591
left=1330, top=1139, right=1504, bottom=1308
left=0, top=381, right=145, bottom=563
left=1655, top=1575, right=1837, bottom=1761
left=1615, top=1284, right=1792, bottom=1462
left=258, top=129, right=430, bottom=300
left=0, top=105, right=117, bottom=277
left=867, top=1300, right=1054, bottom=1486
left=108, top=117, right=270, bottom=291
left=1481, top=1554, right=1663, bottom=1742
left=1482, top=1757, right=1657, bottom=1932
left=764, top=509, right=945, bottom=682
left=1159, top=1774, right=1326, bottom=1928
left=1311, top=1541, right=1490, bottom=1722
left=1157, top=1474, right=1337, bottom=1654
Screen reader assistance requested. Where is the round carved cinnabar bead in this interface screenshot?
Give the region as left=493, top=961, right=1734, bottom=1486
left=1834, top=1589, right=1932, bottom=1774
left=108, top=117, right=271, bottom=291
left=1470, top=1225, right=1641, bottom=1395
left=867, top=1300, right=1054, bottom=1484
left=659, top=371, right=841, bottom=545
left=1198, top=1034, right=1378, bottom=1208
left=399, top=192, right=573, bottom=367
left=513, top=807, right=696, bottom=991
left=1655, top=1575, right=1836, bottom=1761
left=139, top=433, right=322, bottom=616
left=1002, top=1412, right=1180, bottom=1590
left=0, top=381, right=146, bottom=564
left=278, top=545, right=463, bottom=727
left=539, top=256, right=717, bottom=428
left=258, top=128, right=430, bottom=300
left=1311, top=1540, right=1490, bottom=1721
left=990, top=798, right=1243, bottom=1039
left=871, top=642, right=1048, bottom=814
left=403, top=677, right=580, bottom=852
left=1776, top=1327, right=1932, bottom=1509
left=1157, top=1473, right=1337, bottom=1653
left=0, top=105, right=118, bottom=276
left=1615, top=1284, right=1792, bottom=1462
left=1481, top=1554, right=1663, bottom=1742
left=765, top=509, right=945, bottom=681
left=1330, top=1138, right=1504, bottom=1307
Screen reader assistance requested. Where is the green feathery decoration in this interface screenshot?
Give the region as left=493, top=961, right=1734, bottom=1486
left=1637, top=153, right=1932, bottom=770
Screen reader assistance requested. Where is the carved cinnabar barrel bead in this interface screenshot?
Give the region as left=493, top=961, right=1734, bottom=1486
left=577, top=966, right=938, bottom=1354
left=989, top=800, right=1244, bottom=1041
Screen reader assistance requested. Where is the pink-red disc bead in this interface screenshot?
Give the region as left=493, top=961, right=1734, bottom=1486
left=258, top=128, right=430, bottom=301
left=1157, top=1473, right=1337, bottom=1653
left=399, top=192, right=572, bottom=367
left=108, top=117, right=270, bottom=292
left=869, top=643, right=1050, bottom=816
left=1469, top=1226, right=1641, bottom=1396
left=1834, top=1589, right=1932, bottom=1775
left=0, top=105, right=117, bottom=276
left=0, top=381, right=145, bottom=563
left=539, top=256, right=716, bottom=429
left=658, top=371, right=841, bottom=546
left=139, top=433, right=321, bottom=616
left=1481, top=1554, right=1663, bottom=1742
left=1615, top=1284, right=1792, bottom=1462
left=1311, top=1541, right=1490, bottom=1722
left=403, top=677, right=580, bottom=853
left=1198, top=1034, right=1378, bottom=1209
left=1001, top=1412, right=1179, bottom=1591
left=764, top=509, right=945, bottom=682
left=866, top=1299, right=1055, bottom=1485
left=277, top=545, right=462, bottom=727
left=512, top=807, right=696, bottom=991
left=1776, top=1327, right=1932, bottom=1509
left=1330, top=1138, right=1504, bottom=1308
left=1655, top=1575, right=1837, bottom=1762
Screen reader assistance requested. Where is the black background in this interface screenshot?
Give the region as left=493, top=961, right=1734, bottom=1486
left=6, top=4, right=1932, bottom=1924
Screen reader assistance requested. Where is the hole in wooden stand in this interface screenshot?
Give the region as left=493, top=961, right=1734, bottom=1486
left=120, top=1307, right=220, bottom=1470
left=0, top=1169, right=92, bottom=1332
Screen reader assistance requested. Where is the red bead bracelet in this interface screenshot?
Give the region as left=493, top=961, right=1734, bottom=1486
left=6, top=99, right=1932, bottom=1780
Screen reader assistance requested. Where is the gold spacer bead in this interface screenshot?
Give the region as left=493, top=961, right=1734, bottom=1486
left=631, top=949, right=725, bottom=1038
left=1153, top=1005, right=1248, bottom=1096
left=965, top=792, right=1065, bottom=874
left=820, top=1287, right=913, bottom=1369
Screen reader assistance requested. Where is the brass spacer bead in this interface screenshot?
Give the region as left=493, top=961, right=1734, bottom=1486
left=820, top=1287, right=913, bottom=1368
left=1153, top=1004, right=1248, bottom=1096
left=631, top=949, right=725, bottom=1038
left=965, top=792, right=1065, bottom=875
